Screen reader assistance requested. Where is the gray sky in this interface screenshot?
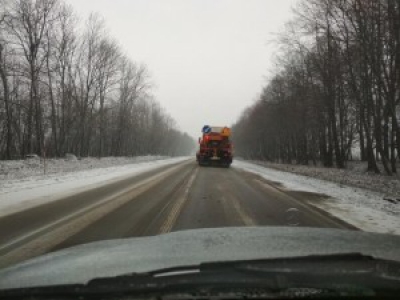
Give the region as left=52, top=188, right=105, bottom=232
left=64, top=0, right=298, bottom=139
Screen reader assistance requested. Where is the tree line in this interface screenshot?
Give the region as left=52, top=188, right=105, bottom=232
left=0, top=0, right=195, bottom=160
left=233, top=0, right=400, bottom=175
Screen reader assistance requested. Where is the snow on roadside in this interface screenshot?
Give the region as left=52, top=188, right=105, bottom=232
left=233, top=160, right=400, bottom=235
left=0, top=157, right=190, bottom=218
left=247, top=159, right=400, bottom=199
left=0, top=156, right=170, bottom=181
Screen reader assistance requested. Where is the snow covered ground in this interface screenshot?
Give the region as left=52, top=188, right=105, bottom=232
left=233, top=160, right=400, bottom=235
left=0, top=156, right=171, bottom=181
left=247, top=160, right=400, bottom=199
left=0, top=156, right=189, bottom=218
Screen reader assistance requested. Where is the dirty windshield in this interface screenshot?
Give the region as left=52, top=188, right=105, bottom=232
left=0, top=0, right=399, bottom=292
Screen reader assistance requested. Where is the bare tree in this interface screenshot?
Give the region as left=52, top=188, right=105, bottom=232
left=234, top=0, right=399, bottom=175
left=0, top=0, right=195, bottom=160
left=5, top=0, right=59, bottom=155
left=0, top=1, right=13, bottom=159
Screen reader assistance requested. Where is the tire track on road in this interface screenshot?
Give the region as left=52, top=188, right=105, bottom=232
left=216, top=184, right=257, bottom=226
left=0, top=161, right=191, bottom=269
left=159, top=167, right=199, bottom=234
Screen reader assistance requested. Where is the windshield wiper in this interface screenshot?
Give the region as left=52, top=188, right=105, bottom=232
left=1, top=253, right=399, bottom=299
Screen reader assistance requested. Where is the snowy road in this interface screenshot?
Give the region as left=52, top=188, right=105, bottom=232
left=0, top=159, right=358, bottom=269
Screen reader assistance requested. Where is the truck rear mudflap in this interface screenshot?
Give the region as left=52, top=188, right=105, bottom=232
left=198, top=155, right=232, bottom=168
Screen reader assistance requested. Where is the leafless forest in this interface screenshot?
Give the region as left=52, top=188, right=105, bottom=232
left=233, top=0, right=400, bottom=175
left=0, top=0, right=195, bottom=160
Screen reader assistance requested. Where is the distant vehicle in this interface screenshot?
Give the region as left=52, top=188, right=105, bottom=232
left=196, top=126, right=233, bottom=167
left=65, top=153, right=78, bottom=161
left=24, top=154, right=39, bottom=160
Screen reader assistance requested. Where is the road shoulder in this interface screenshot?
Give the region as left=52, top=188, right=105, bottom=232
left=0, top=157, right=191, bottom=218
left=233, top=160, right=400, bottom=235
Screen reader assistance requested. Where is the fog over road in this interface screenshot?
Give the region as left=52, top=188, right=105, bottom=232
left=0, top=160, right=355, bottom=268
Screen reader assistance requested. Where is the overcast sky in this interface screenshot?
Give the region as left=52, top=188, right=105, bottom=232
left=64, top=0, right=298, bottom=139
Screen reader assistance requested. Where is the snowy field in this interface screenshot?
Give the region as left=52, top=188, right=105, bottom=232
left=0, top=156, right=190, bottom=218
left=234, top=160, right=400, bottom=235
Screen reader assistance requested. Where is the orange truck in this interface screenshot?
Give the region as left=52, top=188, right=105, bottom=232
left=196, top=126, right=233, bottom=167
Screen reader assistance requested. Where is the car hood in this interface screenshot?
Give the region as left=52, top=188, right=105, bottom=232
left=1, top=226, right=400, bottom=289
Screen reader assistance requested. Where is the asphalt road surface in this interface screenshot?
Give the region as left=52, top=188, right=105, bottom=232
left=0, top=159, right=355, bottom=268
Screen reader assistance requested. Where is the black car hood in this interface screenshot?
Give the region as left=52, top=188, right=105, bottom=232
left=0, top=227, right=399, bottom=289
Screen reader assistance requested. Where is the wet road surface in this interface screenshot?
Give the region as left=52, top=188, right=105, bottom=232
left=0, top=159, right=354, bottom=268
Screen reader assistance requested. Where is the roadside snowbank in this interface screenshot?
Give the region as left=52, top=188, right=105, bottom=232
left=248, top=160, right=400, bottom=199
left=0, top=156, right=170, bottom=181
left=0, top=157, right=189, bottom=218
left=233, top=160, right=400, bottom=235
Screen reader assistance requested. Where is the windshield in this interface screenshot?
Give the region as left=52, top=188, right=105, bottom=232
left=0, top=0, right=399, bottom=296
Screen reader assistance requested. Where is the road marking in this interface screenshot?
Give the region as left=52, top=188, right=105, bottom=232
left=0, top=162, right=191, bottom=268
left=217, top=185, right=257, bottom=226
left=230, top=195, right=257, bottom=226
left=159, top=167, right=198, bottom=234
